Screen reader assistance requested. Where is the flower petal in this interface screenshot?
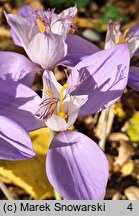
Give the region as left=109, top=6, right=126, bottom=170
left=68, top=44, right=130, bottom=115
left=60, top=35, right=99, bottom=67
left=51, top=5, right=77, bottom=39
left=0, top=79, right=44, bottom=132
left=105, top=23, right=116, bottom=49
left=46, top=114, right=67, bottom=131
left=10, top=5, right=35, bottom=46
left=0, top=51, right=40, bottom=87
left=5, top=12, right=38, bottom=51
left=46, top=131, right=109, bottom=200
left=42, top=70, right=62, bottom=100
left=27, top=33, right=67, bottom=69
left=128, top=66, right=139, bottom=91
left=67, top=95, right=88, bottom=128
left=0, top=115, right=35, bottom=160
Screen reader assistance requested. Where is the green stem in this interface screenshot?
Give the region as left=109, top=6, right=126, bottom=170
left=50, top=129, right=62, bottom=200
left=0, top=181, right=14, bottom=200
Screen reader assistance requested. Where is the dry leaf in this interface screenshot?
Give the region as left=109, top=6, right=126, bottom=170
left=114, top=140, right=133, bottom=166
left=124, top=186, right=139, bottom=200
left=112, top=191, right=122, bottom=200
left=108, top=132, right=129, bottom=142
left=0, top=128, right=54, bottom=200
left=121, top=161, right=139, bottom=179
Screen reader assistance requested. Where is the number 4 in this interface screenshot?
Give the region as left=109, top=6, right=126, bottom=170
left=127, top=203, right=133, bottom=211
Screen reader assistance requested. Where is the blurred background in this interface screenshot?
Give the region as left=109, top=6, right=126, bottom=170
left=0, top=0, right=139, bottom=200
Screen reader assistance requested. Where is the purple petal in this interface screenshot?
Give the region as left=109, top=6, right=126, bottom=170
left=0, top=79, right=44, bottom=132
left=128, top=66, right=139, bottom=91
left=5, top=12, right=38, bottom=51
left=0, top=51, right=40, bottom=87
left=27, top=33, right=67, bottom=69
left=0, top=115, right=35, bottom=160
left=60, top=35, right=99, bottom=67
left=68, top=44, right=130, bottom=115
left=46, top=131, right=109, bottom=200
left=10, top=5, right=35, bottom=46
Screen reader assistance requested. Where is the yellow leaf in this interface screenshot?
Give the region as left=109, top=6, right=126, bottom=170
left=0, top=128, right=54, bottom=200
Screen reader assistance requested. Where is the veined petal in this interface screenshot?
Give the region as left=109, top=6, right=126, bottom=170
left=10, top=5, right=36, bottom=46
left=42, top=70, right=62, bottom=100
left=5, top=12, right=38, bottom=51
left=46, top=131, right=109, bottom=200
left=127, top=37, right=139, bottom=57
left=0, top=116, right=35, bottom=160
left=68, top=44, right=130, bottom=115
left=46, top=114, right=67, bottom=131
left=128, top=66, right=139, bottom=91
left=0, top=51, right=40, bottom=87
left=105, top=23, right=116, bottom=49
left=27, top=33, right=67, bottom=69
left=67, top=95, right=88, bottom=128
left=0, top=79, right=44, bottom=132
left=60, top=34, right=99, bottom=67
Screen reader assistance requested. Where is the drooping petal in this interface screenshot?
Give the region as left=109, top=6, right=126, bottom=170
left=0, top=51, right=40, bottom=87
left=27, top=33, right=67, bottom=69
left=68, top=44, right=130, bottom=115
left=60, top=34, right=99, bottom=67
left=46, top=131, right=109, bottom=200
left=0, top=115, right=35, bottom=160
left=10, top=5, right=35, bottom=46
left=51, top=5, right=77, bottom=39
left=128, top=66, right=139, bottom=91
left=0, top=79, right=44, bottom=132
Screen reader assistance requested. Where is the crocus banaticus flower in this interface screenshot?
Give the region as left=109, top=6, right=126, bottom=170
left=4, top=5, right=78, bottom=70
left=34, top=43, right=130, bottom=199
left=105, top=20, right=139, bottom=92
left=35, top=71, right=109, bottom=200
left=0, top=53, right=44, bottom=160
left=6, top=5, right=99, bottom=69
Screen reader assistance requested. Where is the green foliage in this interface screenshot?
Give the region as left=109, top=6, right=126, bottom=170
left=50, top=0, right=90, bottom=8
left=16, top=0, right=24, bottom=7
left=127, top=112, right=139, bottom=143
left=102, top=4, right=130, bottom=24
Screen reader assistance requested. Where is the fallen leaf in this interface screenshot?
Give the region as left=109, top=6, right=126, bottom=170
left=124, top=186, right=139, bottom=200
left=127, top=112, right=139, bottom=143
left=114, top=140, right=133, bottom=166
left=108, top=132, right=129, bottom=142
left=121, top=161, right=139, bottom=179
left=0, top=128, right=54, bottom=200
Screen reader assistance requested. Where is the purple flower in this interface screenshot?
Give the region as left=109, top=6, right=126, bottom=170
left=105, top=21, right=139, bottom=91
left=6, top=5, right=99, bottom=70
left=35, top=70, right=109, bottom=200
left=34, top=44, right=130, bottom=199
left=0, top=52, right=44, bottom=160
left=0, top=8, right=131, bottom=200
left=4, top=5, right=79, bottom=70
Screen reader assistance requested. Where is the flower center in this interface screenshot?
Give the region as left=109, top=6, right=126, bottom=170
left=35, top=83, right=68, bottom=121
left=36, top=18, right=46, bottom=33
left=59, top=83, right=67, bottom=119
left=115, top=28, right=130, bottom=45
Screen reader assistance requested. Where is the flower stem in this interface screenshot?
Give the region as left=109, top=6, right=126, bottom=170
left=99, top=107, right=111, bottom=151
left=49, top=129, right=62, bottom=200
left=0, top=181, right=14, bottom=200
